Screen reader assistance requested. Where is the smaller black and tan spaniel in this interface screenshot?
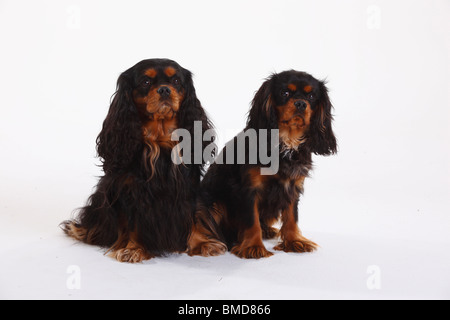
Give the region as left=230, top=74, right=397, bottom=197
left=188, top=70, right=337, bottom=259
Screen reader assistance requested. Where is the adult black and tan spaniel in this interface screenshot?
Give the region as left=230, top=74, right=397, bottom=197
left=62, top=59, right=212, bottom=263
left=188, top=70, right=337, bottom=259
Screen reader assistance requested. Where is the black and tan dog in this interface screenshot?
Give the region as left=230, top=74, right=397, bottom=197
left=62, top=59, right=212, bottom=263
left=188, top=70, right=337, bottom=259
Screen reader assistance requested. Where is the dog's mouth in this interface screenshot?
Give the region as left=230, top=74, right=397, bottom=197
left=149, top=106, right=177, bottom=121
left=134, top=86, right=183, bottom=120
left=153, top=90, right=182, bottom=115
left=280, top=114, right=306, bottom=128
left=156, top=101, right=176, bottom=114
left=143, top=98, right=180, bottom=120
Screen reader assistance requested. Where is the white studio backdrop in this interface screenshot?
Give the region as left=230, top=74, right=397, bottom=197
left=0, top=0, right=449, bottom=299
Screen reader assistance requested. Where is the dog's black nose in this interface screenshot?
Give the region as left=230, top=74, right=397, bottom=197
left=157, top=86, right=171, bottom=98
left=294, top=100, right=307, bottom=111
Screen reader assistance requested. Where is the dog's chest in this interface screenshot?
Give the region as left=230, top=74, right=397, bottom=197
left=249, top=161, right=311, bottom=201
left=143, top=116, right=178, bottom=149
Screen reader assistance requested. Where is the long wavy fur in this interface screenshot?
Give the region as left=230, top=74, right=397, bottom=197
left=62, top=59, right=213, bottom=259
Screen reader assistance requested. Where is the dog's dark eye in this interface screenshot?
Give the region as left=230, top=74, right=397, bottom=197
left=141, top=79, right=151, bottom=87
left=172, top=77, right=180, bottom=86
left=307, top=93, right=315, bottom=100
left=281, top=90, right=290, bottom=98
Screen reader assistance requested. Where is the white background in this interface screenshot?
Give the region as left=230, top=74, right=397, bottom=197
left=1, top=0, right=449, bottom=300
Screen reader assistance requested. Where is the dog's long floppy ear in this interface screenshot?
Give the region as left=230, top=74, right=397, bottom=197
left=96, top=70, right=143, bottom=173
left=308, top=81, right=337, bottom=155
left=246, top=77, right=278, bottom=131
left=177, top=68, right=214, bottom=169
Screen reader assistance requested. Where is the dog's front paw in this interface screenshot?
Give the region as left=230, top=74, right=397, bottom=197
left=188, top=241, right=227, bottom=257
left=109, top=248, right=154, bottom=263
left=231, top=244, right=274, bottom=259
left=274, top=238, right=318, bottom=253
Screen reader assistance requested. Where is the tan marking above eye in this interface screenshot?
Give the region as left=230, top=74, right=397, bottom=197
left=164, top=67, right=177, bottom=77
left=303, top=85, right=313, bottom=93
left=288, top=84, right=297, bottom=92
left=145, top=69, right=157, bottom=78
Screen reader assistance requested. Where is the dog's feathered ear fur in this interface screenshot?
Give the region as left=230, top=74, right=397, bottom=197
left=307, top=81, right=337, bottom=155
left=177, top=68, right=215, bottom=171
left=96, top=71, right=142, bottom=173
left=246, top=77, right=278, bottom=131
